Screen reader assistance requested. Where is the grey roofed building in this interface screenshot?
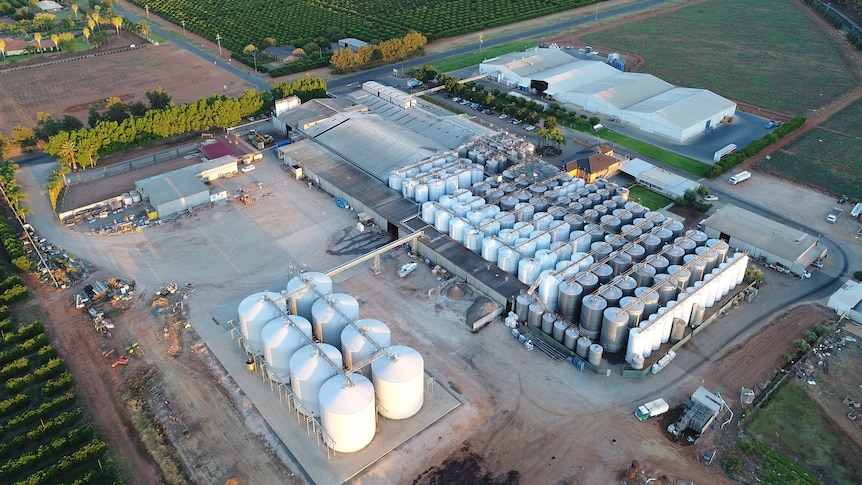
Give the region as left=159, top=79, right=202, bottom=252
left=700, top=204, right=826, bottom=276
left=37, top=0, right=63, bottom=11
left=275, top=98, right=368, bottom=133
left=262, top=45, right=297, bottom=62
left=338, top=38, right=368, bottom=50
left=135, top=172, right=210, bottom=218
left=827, top=279, right=862, bottom=324
left=619, top=158, right=700, bottom=200
left=303, top=111, right=450, bottom=180
left=479, top=49, right=736, bottom=142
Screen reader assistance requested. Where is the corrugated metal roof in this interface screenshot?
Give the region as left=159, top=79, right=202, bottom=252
left=626, top=88, right=736, bottom=128
left=483, top=49, right=576, bottom=77
left=703, top=204, right=819, bottom=262
left=137, top=172, right=208, bottom=207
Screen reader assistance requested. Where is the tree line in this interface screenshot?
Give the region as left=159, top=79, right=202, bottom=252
left=330, top=31, right=426, bottom=72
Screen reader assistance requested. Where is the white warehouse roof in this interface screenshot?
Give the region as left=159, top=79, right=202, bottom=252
left=827, top=279, right=862, bottom=324
left=480, top=49, right=737, bottom=142
left=620, top=158, right=700, bottom=200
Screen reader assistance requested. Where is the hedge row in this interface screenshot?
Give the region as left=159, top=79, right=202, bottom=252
left=41, top=373, right=74, bottom=398
left=0, top=334, right=49, bottom=369
left=0, top=223, right=26, bottom=271
left=0, top=276, right=22, bottom=293
left=0, top=285, right=29, bottom=305
left=0, top=322, right=44, bottom=350
left=0, top=356, right=28, bottom=381
left=0, top=318, right=13, bottom=333
left=15, top=438, right=108, bottom=485
left=7, top=358, right=67, bottom=394
left=0, top=408, right=84, bottom=460
left=0, top=394, right=29, bottom=418
left=0, top=392, right=76, bottom=438
left=705, top=117, right=805, bottom=177
left=269, top=56, right=330, bottom=77
left=0, top=424, right=95, bottom=479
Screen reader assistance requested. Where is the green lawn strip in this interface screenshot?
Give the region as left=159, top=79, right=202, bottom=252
left=626, top=185, right=673, bottom=210
left=581, top=0, right=857, bottom=114
left=748, top=382, right=858, bottom=484
left=436, top=41, right=539, bottom=73
left=596, top=130, right=709, bottom=178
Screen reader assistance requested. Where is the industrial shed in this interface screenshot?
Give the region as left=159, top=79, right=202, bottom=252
left=479, top=49, right=736, bottom=142
left=564, top=144, right=627, bottom=183
left=700, top=204, right=826, bottom=276
left=827, top=280, right=862, bottom=324
left=620, top=158, right=699, bottom=200
left=196, top=156, right=238, bottom=182
left=136, top=172, right=210, bottom=218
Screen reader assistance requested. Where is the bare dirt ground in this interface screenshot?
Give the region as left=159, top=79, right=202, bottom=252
left=0, top=35, right=256, bottom=135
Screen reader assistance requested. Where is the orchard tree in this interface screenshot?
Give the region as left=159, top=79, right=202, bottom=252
left=146, top=87, right=172, bottom=110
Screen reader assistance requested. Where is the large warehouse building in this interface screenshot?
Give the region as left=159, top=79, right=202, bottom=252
left=479, top=49, right=737, bottom=142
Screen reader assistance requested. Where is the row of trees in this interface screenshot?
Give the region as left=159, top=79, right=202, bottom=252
left=704, top=117, right=805, bottom=178
left=330, top=31, right=427, bottom=72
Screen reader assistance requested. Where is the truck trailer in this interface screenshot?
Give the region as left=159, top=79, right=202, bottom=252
left=728, top=171, right=751, bottom=185
left=635, top=398, right=669, bottom=421
left=713, top=143, right=737, bottom=162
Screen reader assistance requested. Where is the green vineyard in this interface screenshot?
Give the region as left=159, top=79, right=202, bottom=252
left=131, top=0, right=595, bottom=52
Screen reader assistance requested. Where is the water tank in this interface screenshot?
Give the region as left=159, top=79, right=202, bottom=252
left=643, top=211, right=666, bottom=226
left=514, top=238, right=537, bottom=258
left=686, top=230, right=708, bottom=247
left=549, top=220, right=571, bottom=242
left=585, top=223, right=605, bottom=242
left=536, top=271, right=561, bottom=312
left=635, top=287, right=660, bottom=316
left=464, top=229, right=483, bottom=254
left=711, top=239, right=730, bottom=264
left=670, top=317, right=686, bottom=343
left=518, top=258, right=542, bottom=285
left=609, top=252, right=633, bottom=276
left=530, top=231, right=552, bottom=251
left=654, top=274, right=679, bottom=305
left=341, top=319, right=391, bottom=375
left=576, top=271, right=600, bottom=294
left=262, top=315, right=313, bottom=380
left=570, top=231, right=592, bottom=253
left=497, top=246, right=520, bottom=275
left=479, top=219, right=501, bottom=237
left=494, top=211, right=516, bottom=229
left=514, top=203, right=534, bottom=222
left=466, top=209, right=484, bottom=227
left=499, top=195, right=519, bottom=211
left=588, top=344, right=603, bottom=366
left=664, top=245, right=685, bottom=265
left=533, top=212, right=553, bottom=231
left=498, top=228, right=518, bottom=245
left=640, top=234, right=661, bottom=254
left=646, top=254, right=669, bottom=275
left=576, top=337, right=591, bottom=358
left=619, top=296, right=644, bottom=328
left=289, top=343, right=343, bottom=417
left=603, top=233, right=626, bottom=251
left=319, top=373, right=376, bottom=453
left=372, top=346, right=424, bottom=420
left=630, top=353, right=645, bottom=370
left=515, top=293, right=532, bottom=321
left=690, top=303, right=705, bottom=327
left=550, top=241, right=573, bottom=261
left=632, top=263, right=656, bottom=287
left=557, top=280, right=584, bottom=322
left=625, top=327, right=646, bottom=364
left=741, top=388, right=756, bottom=406
left=664, top=220, right=684, bottom=238
left=624, top=243, right=646, bottom=262
left=527, top=303, right=544, bottom=328
left=449, top=217, right=470, bottom=244
left=428, top=180, right=446, bottom=201
left=552, top=320, right=567, bottom=342
left=536, top=249, right=559, bottom=271
left=389, top=171, right=405, bottom=191
left=513, top=221, right=535, bottom=237
left=541, top=313, right=555, bottom=334
left=668, top=265, right=692, bottom=291
left=598, top=285, right=623, bottom=307
left=652, top=227, right=674, bottom=245
left=529, top=196, right=549, bottom=213
left=614, top=275, right=638, bottom=297
left=579, top=296, right=607, bottom=340
left=286, top=272, right=333, bottom=320
left=238, top=291, right=284, bottom=355
left=415, top=183, right=429, bottom=203
left=591, top=263, right=614, bottom=284
left=311, top=294, right=360, bottom=346
left=421, top=201, right=438, bottom=224
left=591, top=243, right=613, bottom=263
left=675, top=237, right=697, bottom=255
left=684, top=254, right=708, bottom=283
left=564, top=327, right=579, bottom=350
left=601, top=307, right=629, bottom=353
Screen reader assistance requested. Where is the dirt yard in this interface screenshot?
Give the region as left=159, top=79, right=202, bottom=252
left=0, top=36, right=257, bottom=135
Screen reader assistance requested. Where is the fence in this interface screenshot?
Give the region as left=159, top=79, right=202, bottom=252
left=817, top=0, right=862, bottom=41
left=64, top=143, right=200, bottom=186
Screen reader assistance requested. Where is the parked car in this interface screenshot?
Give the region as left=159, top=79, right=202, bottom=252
left=764, top=120, right=777, bottom=129
left=812, top=260, right=824, bottom=269
left=241, top=164, right=256, bottom=173
left=703, top=195, right=718, bottom=201
left=499, top=114, right=508, bottom=120
left=525, top=124, right=536, bottom=131
left=484, top=109, right=495, bottom=115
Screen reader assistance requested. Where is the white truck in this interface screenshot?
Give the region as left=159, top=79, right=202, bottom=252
left=851, top=203, right=862, bottom=219
left=827, top=207, right=842, bottom=223
left=728, top=171, right=751, bottom=185
left=635, top=398, right=670, bottom=421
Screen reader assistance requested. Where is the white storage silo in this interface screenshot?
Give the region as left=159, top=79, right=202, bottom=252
left=238, top=291, right=284, bottom=355
left=341, top=319, right=391, bottom=375
left=312, top=294, right=360, bottom=346
left=286, top=272, right=333, bottom=320
left=289, top=343, right=343, bottom=417
left=372, top=346, right=424, bottom=420
left=262, top=315, right=312, bottom=380
left=319, top=373, right=376, bottom=453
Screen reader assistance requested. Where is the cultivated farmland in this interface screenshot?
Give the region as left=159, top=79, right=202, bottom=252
left=760, top=96, right=862, bottom=200
left=132, top=0, right=595, bottom=53
left=579, top=0, right=858, bottom=114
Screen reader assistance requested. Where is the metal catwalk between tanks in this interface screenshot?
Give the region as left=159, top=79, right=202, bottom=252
left=201, top=300, right=460, bottom=485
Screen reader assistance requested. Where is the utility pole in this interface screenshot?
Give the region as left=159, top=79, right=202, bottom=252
left=145, top=4, right=149, bottom=19
left=479, top=33, right=484, bottom=52
left=215, top=33, right=222, bottom=56
left=181, top=19, right=185, bottom=35
left=0, top=183, right=58, bottom=289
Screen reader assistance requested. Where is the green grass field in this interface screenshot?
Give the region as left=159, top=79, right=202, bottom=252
left=581, top=0, right=857, bottom=114
left=626, top=185, right=673, bottom=209
left=598, top=130, right=709, bottom=177
left=760, top=96, right=862, bottom=200
left=747, top=382, right=860, bottom=485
